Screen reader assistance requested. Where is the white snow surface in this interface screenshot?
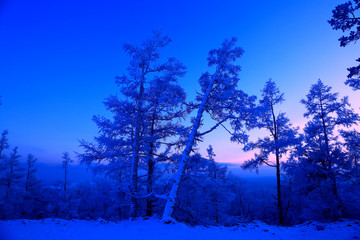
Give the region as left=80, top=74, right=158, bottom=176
left=0, top=218, right=359, bottom=240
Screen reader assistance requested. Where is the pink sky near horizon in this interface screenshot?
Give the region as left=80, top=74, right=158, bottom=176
left=1, top=0, right=360, bottom=167
left=203, top=84, right=360, bottom=165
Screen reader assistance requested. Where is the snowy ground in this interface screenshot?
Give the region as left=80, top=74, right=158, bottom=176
left=0, top=218, right=359, bottom=240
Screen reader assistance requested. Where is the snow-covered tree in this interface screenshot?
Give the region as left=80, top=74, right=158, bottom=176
left=0, top=130, right=9, bottom=160
left=1, top=147, right=23, bottom=201
left=338, top=129, right=360, bottom=218
left=22, top=154, right=42, bottom=218
left=79, top=31, right=187, bottom=218
left=61, top=152, right=74, bottom=218
left=172, top=146, right=233, bottom=225
left=340, top=129, right=360, bottom=177
left=162, top=38, right=255, bottom=222
left=300, top=79, right=359, bottom=164
left=242, top=79, right=300, bottom=225
left=24, top=154, right=41, bottom=200
left=285, top=80, right=359, bottom=220
left=329, top=1, right=360, bottom=90
left=142, top=76, right=187, bottom=217
left=62, top=152, right=73, bottom=195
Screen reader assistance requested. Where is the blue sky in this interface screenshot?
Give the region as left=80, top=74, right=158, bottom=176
left=0, top=0, right=358, bottom=165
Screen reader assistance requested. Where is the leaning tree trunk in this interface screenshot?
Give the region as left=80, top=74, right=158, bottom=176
left=162, top=60, right=224, bottom=222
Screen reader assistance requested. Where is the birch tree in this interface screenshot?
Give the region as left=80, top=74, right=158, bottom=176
left=162, top=38, right=254, bottom=222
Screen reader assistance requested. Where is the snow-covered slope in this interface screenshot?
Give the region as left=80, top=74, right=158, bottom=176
left=0, top=218, right=359, bottom=240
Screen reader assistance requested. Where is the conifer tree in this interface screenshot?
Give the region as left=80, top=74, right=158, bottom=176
left=1, top=147, right=23, bottom=201
left=340, top=129, right=360, bottom=177
left=288, top=80, right=359, bottom=219
left=62, top=152, right=73, bottom=195
left=0, top=130, right=9, bottom=160
left=162, top=38, right=255, bottom=222
left=329, top=1, right=360, bottom=90
left=24, top=154, right=40, bottom=200
left=79, top=31, right=187, bottom=218
left=242, top=79, right=299, bottom=225
left=22, top=154, right=41, bottom=218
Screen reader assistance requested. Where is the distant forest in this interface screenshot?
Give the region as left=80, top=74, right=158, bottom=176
left=1, top=1, right=360, bottom=226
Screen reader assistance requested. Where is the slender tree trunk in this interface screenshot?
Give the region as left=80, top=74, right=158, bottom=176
left=118, top=172, right=123, bottom=219
left=130, top=152, right=139, bottom=218
left=275, top=150, right=284, bottom=225
left=146, top=113, right=156, bottom=217
left=25, top=160, right=30, bottom=200
left=319, top=98, right=341, bottom=218
left=161, top=112, right=202, bottom=221
left=63, top=162, right=68, bottom=205
left=130, top=125, right=140, bottom=218
left=146, top=159, right=154, bottom=216
left=270, top=104, right=284, bottom=225
left=6, top=164, right=13, bottom=200
left=130, top=76, right=145, bottom=219
left=162, top=59, right=224, bottom=222
left=64, top=164, right=67, bottom=193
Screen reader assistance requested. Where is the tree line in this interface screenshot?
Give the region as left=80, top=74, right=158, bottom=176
left=0, top=1, right=359, bottom=225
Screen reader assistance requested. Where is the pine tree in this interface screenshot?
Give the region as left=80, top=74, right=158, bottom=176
left=23, top=154, right=41, bottom=218
left=1, top=147, right=23, bottom=201
left=329, top=1, right=360, bottom=90
left=79, top=31, right=187, bottom=218
left=173, top=146, right=231, bottom=225
left=162, top=38, right=255, bottom=222
left=340, top=129, right=360, bottom=177
left=0, top=130, right=9, bottom=160
left=143, top=76, right=187, bottom=217
left=0, top=130, right=11, bottom=205
left=291, top=80, right=359, bottom=219
left=62, top=152, right=73, bottom=195
left=24, top=154, right=40, bottom=200
left=242, top=79, right=300, bottom=225
left=338, top=129, right=360, bottom=218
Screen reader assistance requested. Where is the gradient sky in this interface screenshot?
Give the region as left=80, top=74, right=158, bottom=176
left=0, top=0, right=359, bottom=165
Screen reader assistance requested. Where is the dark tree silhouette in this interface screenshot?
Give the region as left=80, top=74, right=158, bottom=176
left=329, top=0, right=360, bottom=90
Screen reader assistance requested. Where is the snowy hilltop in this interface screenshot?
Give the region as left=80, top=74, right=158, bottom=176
left=1, top=218, right=359, bottom=240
